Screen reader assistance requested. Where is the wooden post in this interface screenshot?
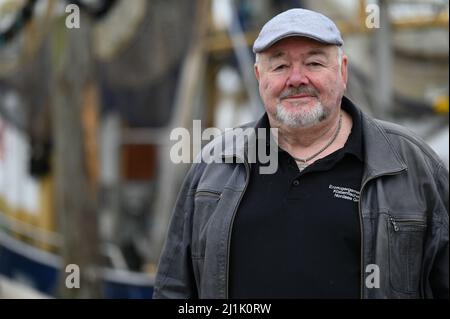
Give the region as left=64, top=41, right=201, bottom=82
left=50, top=12, right=102, bottom=298
left=149, top=0, right=210, bottom=265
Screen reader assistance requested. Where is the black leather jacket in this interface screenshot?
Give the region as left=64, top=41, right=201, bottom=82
left=154, top=101, right=449, bottom=299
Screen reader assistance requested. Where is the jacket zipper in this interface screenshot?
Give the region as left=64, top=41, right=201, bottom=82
left=358, top=169, right=406, bottom=299
left=388, top=215, right=426, bottom=232
left=195, top=190, right=222, bottom=199
left=225, top=156, right=250, bottom=299
left=389, top=215, right=400, bottom=231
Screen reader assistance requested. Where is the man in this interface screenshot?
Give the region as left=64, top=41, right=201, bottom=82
left=153, top=8, right=448, bottom=298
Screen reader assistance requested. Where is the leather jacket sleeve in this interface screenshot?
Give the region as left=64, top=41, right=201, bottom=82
left=428, top=163, right=449, bottom=299
left=153, top=165, right=198, bottom=299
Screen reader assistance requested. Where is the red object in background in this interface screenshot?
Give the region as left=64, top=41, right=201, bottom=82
left=121, top=144, right=157, bottom=180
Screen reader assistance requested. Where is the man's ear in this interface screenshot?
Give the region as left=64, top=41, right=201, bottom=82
left=341, top=54, right=348, bottom=89
left=254, top=63, right=260, bottom=82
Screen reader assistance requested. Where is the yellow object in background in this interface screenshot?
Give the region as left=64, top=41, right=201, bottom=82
left=433, top=95, right=449, bottom=114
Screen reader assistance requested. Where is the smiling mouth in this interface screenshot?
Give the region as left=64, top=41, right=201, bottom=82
left=282, top=95, right=315, bottom=100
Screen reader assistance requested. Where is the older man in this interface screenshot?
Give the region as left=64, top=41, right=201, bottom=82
left=153, top=8, right=448, bottom=299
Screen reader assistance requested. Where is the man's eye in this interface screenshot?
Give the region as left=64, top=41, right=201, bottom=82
left=274, top=64, right=287, bottom=70
left=307, top=62, right=322, bottom=67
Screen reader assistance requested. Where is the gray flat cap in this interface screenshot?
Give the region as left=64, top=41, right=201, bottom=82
left=253, top=8, right=343, bottom=53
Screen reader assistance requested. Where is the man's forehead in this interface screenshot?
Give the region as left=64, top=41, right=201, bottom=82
left=263, top=46, right=331, bottom=60
left=265, top=39, right=332, bottom=60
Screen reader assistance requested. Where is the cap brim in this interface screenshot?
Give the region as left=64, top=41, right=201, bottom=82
left=253, top=32, right=343, bottom=53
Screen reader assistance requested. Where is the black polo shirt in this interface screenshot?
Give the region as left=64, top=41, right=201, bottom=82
left=229, top=97, right=364, bottom=298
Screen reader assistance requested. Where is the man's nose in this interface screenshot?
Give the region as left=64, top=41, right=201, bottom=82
left=286, top=66, right=309, bottom=87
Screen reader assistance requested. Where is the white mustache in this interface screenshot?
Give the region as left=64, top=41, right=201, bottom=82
left=279, top=87, right=318, bottom=99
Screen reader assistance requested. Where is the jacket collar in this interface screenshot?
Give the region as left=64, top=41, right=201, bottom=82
left=360, top=111, right=407, bottom=180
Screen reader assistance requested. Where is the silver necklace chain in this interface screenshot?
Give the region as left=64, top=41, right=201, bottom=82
left=292, top=114, right=343, bottom=166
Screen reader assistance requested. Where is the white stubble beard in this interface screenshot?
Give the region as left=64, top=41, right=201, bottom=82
left=275, top=100, right=330, bottom=128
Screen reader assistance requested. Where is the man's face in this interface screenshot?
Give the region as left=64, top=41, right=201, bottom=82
left=254, top=37, right=348, bottom=128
